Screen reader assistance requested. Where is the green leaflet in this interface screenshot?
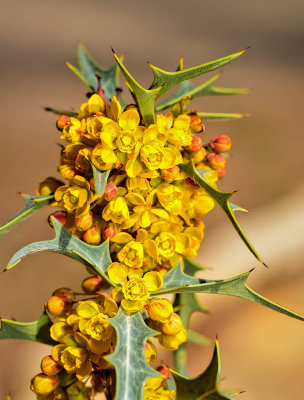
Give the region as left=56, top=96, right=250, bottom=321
left=155, top=72, right=248, bottom=112
left=5, top=218, right=114, bottom=285
left=44, top=107, right=78, bottom=117
left=67, top=44, right=125, bottom=106
left=161, top=260, right=199, bottom=289
left=180, top=162, right=262, bottom=263
left=107, top=308, right=161, bottom=400
left=91, top=164, right=110, bottom=196
left=172, top=340, right=236, bottom=400
left=0, top=194, right=54, bottom=238
left=112, top=49, right=161, bottom=126
left=0, top=313, right=54, bottom=345
left=149, top=48, right=248, bottom=99
left=155, top=267, right=304, bottom=322
left=198, top=112, right=247, bottom=121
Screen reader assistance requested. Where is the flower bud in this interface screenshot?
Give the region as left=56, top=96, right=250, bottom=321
left=160, top=313, right=183, bottom=335
left=104, top=183, right=118, bottom=201
left=144, top=340, right=158, bottom=364
left=74, top=211, right=93, bottom=231
left=83, top=222, right=102, bottom=245
left=157, top=365, right=170, bottom=380
left=36, top=177, right=63, bottom=196
left=187, top=111, right=205, bottom=133
left=30, top=373, right=60, bottom=395
left=185, top=177, right=198, bottom=187
left=47, top=296, right=68, bottom=316
left=161, top=166, right=180, bottom=182
left=81, top=276, right=102, bottom=294
left=53, top=288, right=73, bottom=303
left=217, top=168, right=226, bottom=179
left=191, top=147, right=206, bottom=163
left=209, top=135, right=231, bottom=153
left=187, top=136, right=202, bottom=152
left=48, top=211, right=67, bottom=227
left=56, top=115, right=70, bottom=131
left=147, top=298, right=173, bottom=323
left=102, top=223, right=120, bottom=239
left=206, top=153, right=227, bottom=170
left=41, top=355, right=63, bottom=376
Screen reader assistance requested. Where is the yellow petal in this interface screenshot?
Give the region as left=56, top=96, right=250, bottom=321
left=77, top=300, right=101, bottom=318
left=143, top=271, right=163, bottom=292
left=76, top=359, right=92, bottom=380
left=121, top=299, right=144, bottom=313
left=107, top=262, right=128, bottom=285
left=119, top=110, right=140, bottom=131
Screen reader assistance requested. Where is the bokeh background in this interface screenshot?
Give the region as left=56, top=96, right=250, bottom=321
left=0, top=0, right=303, bottom=399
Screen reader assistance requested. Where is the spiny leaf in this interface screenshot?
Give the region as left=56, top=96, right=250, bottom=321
left=198, top=112, right=247, bottom=121
left=5, top=218, right=114, bottom=285
left=155, top=268, right=304, bottom=322
left=112, top=49, right=161, bottom=126
left=91, top=164, right=110, bottom=196
left=180, top=162, right=261, bottom=263
left=0, top=313, right=54, bottom=345
left=0, top=194, right=54, bottom=238
left=149, top=48, right=249, bottom=99
left=160, top=260, right=199, bottom=290
left=172, top=340, right=236, bottom=400
left=67, top=44, right=124, bottom=105
left=44, top=107, right=78, bottom=117
left=107, top=308, right=160, bottom=400
left=155, top=72, right=248, bottom=112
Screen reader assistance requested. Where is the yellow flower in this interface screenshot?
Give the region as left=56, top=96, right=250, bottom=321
left=54, top=176, right=94, bottom=217
left=140, top=145, right=176, bottom=171
left=117, top=241, right=144, bottom=268
left=60, top=117, right=85, bottom=143
left=102, top=196, right=130, bottom=224
left=155, top=232, right=176, bottom=260
left=59, top=345, right=92, bottom=380
left=77, top=94, right=105, bottom=119
left=166, top=114, right=192, bottom=146
left=147, top=298, right=173, bottom=323
left=158, top=327, right=187, bottom=351
left=126, top=176, right=152, bottom=197
left=105, top=96, right=122, bottom=121
left=91, top=142, right=117, bottom=171
left=156, top=183, right=184, bottom=215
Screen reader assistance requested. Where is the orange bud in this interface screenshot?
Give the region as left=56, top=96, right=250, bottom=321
left=56, top=115, right=70, bottom=131
left=161, top=166, right=180, bottom=182
left=30, top=373, right=60, bottom=395
left=206, top=153, right=227, bottom=170
left=217, top=168, right=226, bottom=179
left=53, top=288, right=73, bottom=303
left=104, top=183, right=118, bottom=201
left=187, top=136, right=202, bottom=152
left=102, top=223, right=120, bottom=239
left=47, top=296, right=70, bottom=316
left=187, top=111, right=205, bottom=133
left=157, top=365, right=170, bottom=379
left=83, top=222, right=102, bottom=245
left=41, top=355, right=63, bottom=376
left=48, top=211, right=67, bottom=227
left=81, top=276, right=102, bottom=294
left=74, top=211, right=93, bottom=231
left=209, top=135, right=231, bottom=153
left=191, top=147, right=206, bottom=163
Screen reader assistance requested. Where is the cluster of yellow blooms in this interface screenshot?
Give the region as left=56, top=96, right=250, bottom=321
left=33, top=93, right=232, bottom=399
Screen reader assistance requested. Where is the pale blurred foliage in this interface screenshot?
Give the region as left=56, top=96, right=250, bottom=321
left=0, top=0, right=303, bottom=399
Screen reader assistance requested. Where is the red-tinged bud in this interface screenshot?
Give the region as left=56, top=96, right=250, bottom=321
left=48, top=211, right=67, bottom=227
left=83, top=222, right=102, bottom=245
left=157, top=365, right=170, bottom=379
left=187, top=111, right=205, bottom=133
left=53, top=288, right=73, bottom=303
left=217, top=168, right=226, bottom=179
left=102, top=223, right=120, bottom=239
left=187, top=136, right=202, bottom=152
left=185, top=177, right=198, bottom=187
left=82, top=276, right=103, bottom=294
left=41, top=355, right=63, bottom=376
left=104, top=183, right=118, bottom=201
left=30, top=373, right=60, bottom=395
left=191, top=147, right=206, bottom=163
left=209, top=135, right=231, bottom=153
left=74, top=211, right=93, bottom=231
left=161, top=166, right=180, bottom=182
left=206, top=153, right=227, bottom=170
left=56, top=115, right=69, bottom=131
left=89, top=177, right=95, bottom=191
left=47, top=295, right=71, bottom=316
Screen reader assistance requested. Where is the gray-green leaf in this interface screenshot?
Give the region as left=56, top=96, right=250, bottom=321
left=0, top=194, right=54, bottom=238
left=107, top=308, right=161, bottom=400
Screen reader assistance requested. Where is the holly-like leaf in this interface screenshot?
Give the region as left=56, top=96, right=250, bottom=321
left=67, top=44, right=124, bottom=105
left=155, top=72, right=248, bottom=112
left=0, top=194, right=54, bottom=238
left=44, top=107, right=78, bottom=117
left=5, top=218, right=114, bottom=285
left=107, top=308, right=160, bottom=400
left=180, top=162, right=261, bottom=263
left=161, top=260, right=200, bottom=290
left=198, top=112, right=247, bottom=121
left=155, top=268, right=304, bottom=322
left=149, top=48, right=249, bottom=99
left=171, top=340, right=236, bottom=400
left=91, top=164, right=110, bottom=196
left=0, top=313, right=54, bottom=345
left=112, top=49, right=162, bottom=126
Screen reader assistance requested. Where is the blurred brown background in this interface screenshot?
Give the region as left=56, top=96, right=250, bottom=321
left=0, top=0, right=303, bottom=399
